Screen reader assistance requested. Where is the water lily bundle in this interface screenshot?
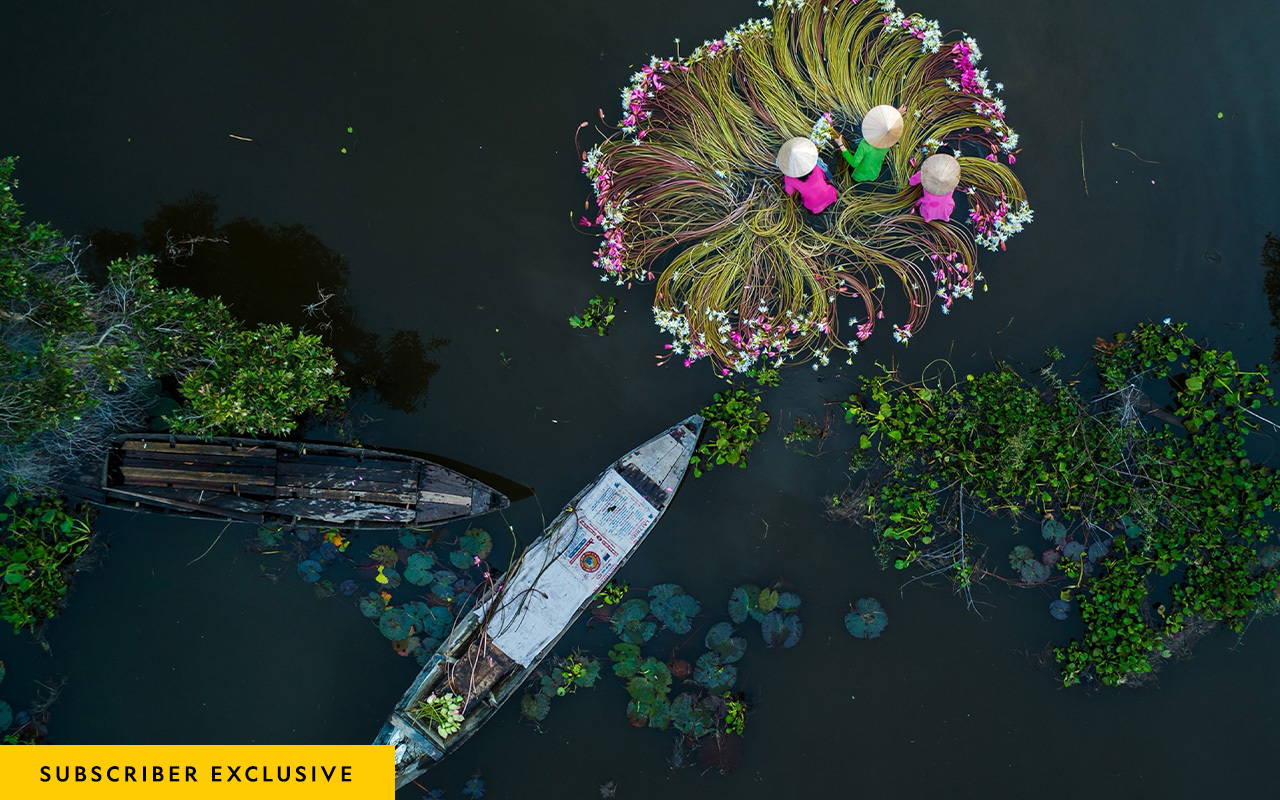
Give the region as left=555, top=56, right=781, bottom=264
left=580, top=0, right=1029, bottom=373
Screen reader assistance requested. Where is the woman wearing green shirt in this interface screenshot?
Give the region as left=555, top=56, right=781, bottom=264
left=839, top=104, right=904, bottom=182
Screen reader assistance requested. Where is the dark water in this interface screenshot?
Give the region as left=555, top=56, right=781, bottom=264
left=4, top=0, right=1280, bottom=796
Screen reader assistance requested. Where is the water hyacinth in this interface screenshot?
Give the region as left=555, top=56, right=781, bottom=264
left=580, top=0, right=1029, bottom=374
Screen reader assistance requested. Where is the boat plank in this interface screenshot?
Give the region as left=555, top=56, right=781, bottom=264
left=265, top=498, right=415, bottom=523
left=119, top=466, right=275, bottom=487
left=273, top=485, right=417, bottom=505
left=120, top=440, right=277, bottom=458
left=277, top=461, right=417, bottom=482
left=119, top=451, right=278, bottom=469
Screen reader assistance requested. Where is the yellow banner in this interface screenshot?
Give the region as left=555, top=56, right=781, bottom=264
left=0, top=745, right=394, bottom=799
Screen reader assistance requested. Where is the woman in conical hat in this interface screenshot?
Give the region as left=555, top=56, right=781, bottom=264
left=838, top=104, right=904, bottom=182
left=909, top=153, right=960, bottom=222
left=777, top=137, right=837, bottom=214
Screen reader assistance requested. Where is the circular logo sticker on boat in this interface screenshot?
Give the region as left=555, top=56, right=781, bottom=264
left=580, top=551, right=602, bottom=572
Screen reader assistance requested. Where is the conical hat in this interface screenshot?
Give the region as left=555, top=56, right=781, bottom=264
left=861, top=105, right=904, bottom=149
left=775, top=137, right=819, bottom=177
left=920, top=153, right=960, bottom=195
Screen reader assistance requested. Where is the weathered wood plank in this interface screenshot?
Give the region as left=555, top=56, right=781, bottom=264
left=415, top=501, right=472, bottom=524
left=274, top=485, right=416, bottom=505
left=265, top=498, right=415, bottom=524
left=420, top=464, right=470, bottom=493
left=132, top=485, right=267, bottom=514
left=417, top=490, right=471, bottom=506
left=276, top=473, right=416, bottom=494
left=121, top=452, right=277, bottom=469
left=120, top=440, right=277, bottom=458
left=278, top=452, right=415, bottom=469
left=104, top=488, right=264, bottom=523
left=119, top=466, right=275, bottom=487
left=277, top=462, right=418, bottom=484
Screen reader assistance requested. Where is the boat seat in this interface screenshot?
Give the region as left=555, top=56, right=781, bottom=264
left=447, top=640, right=518, bottom=713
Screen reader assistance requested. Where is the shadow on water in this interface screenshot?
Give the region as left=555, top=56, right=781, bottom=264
left=90, top=193, right=446, bottom=415
left=1263, top=233, right=1280, bottom=365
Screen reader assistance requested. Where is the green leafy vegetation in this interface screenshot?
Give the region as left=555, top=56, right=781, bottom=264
left=0, top=490, right=93, bottom=633
left=568, top=295, right=618, bottom=336
left=691, top=388, right=770, bottom=477
left=0, top=156, right=348, bottom=490
left=409, top=692, right=465, bottom=738
left=834, top=322, right=1280, bottom=686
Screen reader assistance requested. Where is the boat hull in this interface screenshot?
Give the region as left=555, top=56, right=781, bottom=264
left=376, top=415, right=703, bottom=788
left=59, top=434, right=509, bottom=530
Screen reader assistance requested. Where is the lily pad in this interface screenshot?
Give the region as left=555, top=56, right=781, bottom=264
left=296, top=559, right=323, bottom=583
left=670, top=692, right=716, bottom=738
left=757, top=588, right=780, bottom=615
left=775, top=591, right=802, bottom=614
left=611, top=599, right=657, bottom=644
left=338, top=579, right=358, bottom=596
left=648, top=583, right=684, bottom=603
left=378, top=567, right=402, bottom=589
left=625, top=657, right=671, bottom=704
left=357, top=592, right=384, bottom=618
left=727, top=584, right=760, bottom=624
left=460, top=527, right=493, bottom=559
left=704, top=622, right=747, bottom=663
left=1042, top=518, right=1067, bottom=543
left=652, top=592, right=701, bottom=634
left=1062, top=540, right=1086, bottom=561
left=379, top=608, right=412, bottom=640
left=521, top=692, right=550, bottom=722
left=1088, top=540, right=1110, bottom=563
left=693, top=652, right=737, bottom=693
left=462, top=774, right=485, bottom=799
left=608, top=642, right=642, bottom=677
left=1049, top=599, right=1071, bottom=621
left=1019, top=560, right=1051, bottom=584
left=761, top=611, right=802, bottom=648
left=371, top=544, right=398, bottom=568
left=418, top=605, right=453, bottom=639
left=1009, top=545, right=1036, bottom=570
left=430, top=581, right=456, bottom=601
left=399, top=531, right=427, bottom=549
left=258, top=527, right=285, bottom=548
left=404, top=553, right=436, bottom=585
left=0, top=700, right=11, bottom=731
left=310, top=541, right=339, bottom=563
left=0, top=660, right=5, bottom=685
left=845, top=597, right=888, bottom=639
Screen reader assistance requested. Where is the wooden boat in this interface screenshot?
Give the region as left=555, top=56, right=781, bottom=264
left=58, top=433, right=509, bottom=529
left=373, top=415, right=703, bottom=787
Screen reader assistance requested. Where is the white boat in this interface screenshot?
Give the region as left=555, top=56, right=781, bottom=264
left=373, top=415, right=704, bottom=788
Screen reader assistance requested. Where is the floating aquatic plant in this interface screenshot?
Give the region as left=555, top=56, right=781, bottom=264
left=1009, top=545, right=1050, bottom=584
left=450, top=527, right=493, bottom=568
left=296, top=559, right=323, bottom=583
left=1049, top=599, right=1071, bottom=621
left=649, top=584, right=701, bottom=634
left=693, top=652, right=737, bottom=693
left=370, top=544, right=398, bottom=569
left=728, top=583, right=780, bottom=624
left=462, top=773, right=485, bottom=799
left=358, top=592, right=385, bottom=619
left=579, top=0, right=1029, bottom=374
left=845, top=597, right=888, bottom=638
left=760, top=610, right=802, bottom=648
left=404, top=552, right=437, bottom=586
left=378, top=608, right=412, bottom=640
left=610, top=598, right=658, bottom=644
left=704, top=621, right=748, bottom=663
left=1042, top=518, right=1068, bottom=543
